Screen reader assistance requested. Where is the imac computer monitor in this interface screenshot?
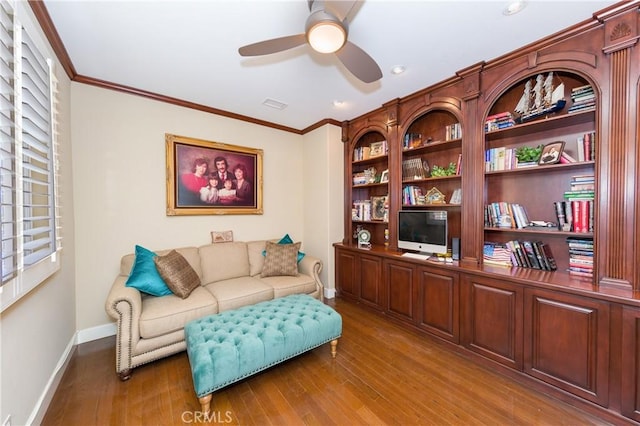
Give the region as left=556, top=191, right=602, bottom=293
left=398, top=210, right=448, bottom=257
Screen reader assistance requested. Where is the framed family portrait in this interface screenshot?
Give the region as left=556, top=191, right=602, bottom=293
left=165, top=134, right=263, bottom=216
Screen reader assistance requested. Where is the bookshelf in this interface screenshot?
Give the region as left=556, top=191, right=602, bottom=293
left=336, top=3, right=640, bottom=421
left=349, top=130, right=389, bottom=247
left=400, top=110, right=462, bottom=251
left=483, top=72, right=596, bottom=277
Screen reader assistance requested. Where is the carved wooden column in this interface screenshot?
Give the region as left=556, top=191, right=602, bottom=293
left=456, top=62, right=484, bottom=266
left=597, top=4, right=639, bottom=290
left=383, top=99, right=400, bottom=248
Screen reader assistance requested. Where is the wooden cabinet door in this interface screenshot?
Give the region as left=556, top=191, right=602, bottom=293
left=359, top=254, right=384, bottom=310
left=461, top=275, right=523, bottom=370
left=335, top=248, right=358, bottom=300
left=384, top=259, right=416, bottom=323
left=417, top=266, right=459, bottom=343
left=524, top=288, right=609, bottom=406
left=620, top=306, right=640, bottom=420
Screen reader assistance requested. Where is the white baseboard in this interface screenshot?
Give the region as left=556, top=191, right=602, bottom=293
left=324, top=287, right=336, bottom=299
left=27, top=334, right=76, bottom=425
left=76, top=322, right=116, bottom=344
left=28, top=323, right=117, bottom=424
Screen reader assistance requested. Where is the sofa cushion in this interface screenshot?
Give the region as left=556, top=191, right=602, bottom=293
left=154, top=250, right=201, bottom=299
left=247, top=240, right=267, bottom=276
left=199, top=242, right=249, bottom=284
left=261, top=241, right=301, bottom=277
left=139, top=287, right=219, bottom=339
left=125, top=245, right=172, bottom=297
left=259, top=274, right=318, bottom=298
left=204, top=277, right=273, bottom=312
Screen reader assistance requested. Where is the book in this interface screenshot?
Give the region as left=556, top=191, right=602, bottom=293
left=564, top=201, right=573, bottom=232
left=538, top=242, right=557, bottom=270
left=532, top=241, right=550, bottom=270
left=511, top=240, right=531, bottom=268
left=553, top=201, right=566, bottom=231
left=522, top=241, right=541, bottom=269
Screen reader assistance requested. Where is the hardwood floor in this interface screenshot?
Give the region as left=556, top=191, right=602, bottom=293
left=42, top=297, right=618, bottom=425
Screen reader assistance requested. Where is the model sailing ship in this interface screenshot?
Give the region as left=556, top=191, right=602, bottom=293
left=514, top=72, right=565, bottom=123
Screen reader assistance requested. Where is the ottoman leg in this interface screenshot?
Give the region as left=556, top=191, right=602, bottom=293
left=199, top=394, right=212, bottom=415
left=330, top=339, right=338, bottom=358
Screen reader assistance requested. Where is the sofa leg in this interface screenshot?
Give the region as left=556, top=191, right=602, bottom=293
left=199, top=394, right=212, bottom=414
left=118, top=369, right=132, bottom=381
left=330, top=339, right=338, bottom=358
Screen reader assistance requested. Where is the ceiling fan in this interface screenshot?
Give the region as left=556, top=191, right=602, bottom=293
left=238, top=0, right=383, bottom=84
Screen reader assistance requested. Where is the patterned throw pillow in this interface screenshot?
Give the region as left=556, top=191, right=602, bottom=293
left=153, top=250, right=201, bottom=299
left=211, top=230, right=233, bottom=243
left=261, top=241, right=301, bottom=278
left=125, top=245, right=172, bottom=296
left=261, top=234, right=306, bottom=263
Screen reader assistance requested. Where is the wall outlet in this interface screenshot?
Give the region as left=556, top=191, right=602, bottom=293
left=2, top=415, right=11, bottom=426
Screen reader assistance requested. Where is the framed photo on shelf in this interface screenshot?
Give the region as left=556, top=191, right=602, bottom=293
left=425, top=187, right=446, bottom=204
left=165, top=133, right=263, bottom=216
left=449, top=188, right=462, bottom=205
left=539, top=141, right=565, bottom=165
left=369, top=141, right=386, bottom=157
left=380, top=169, right=389, bottom=183
left=371, top=196, right=387, bottom=221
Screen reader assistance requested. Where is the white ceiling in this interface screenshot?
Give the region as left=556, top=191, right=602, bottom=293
left=42, top=0, right=618, bottom=131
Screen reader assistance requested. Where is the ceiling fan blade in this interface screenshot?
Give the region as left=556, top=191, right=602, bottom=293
left=324, top=0, right=358, bottom=22
left=238, top=34, right=307, bottom=57
left=335, top=40, right=382, bottom=83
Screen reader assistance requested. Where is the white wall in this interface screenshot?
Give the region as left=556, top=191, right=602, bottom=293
left=71, top=84, right=342, bottom=330
left=302, top=125, right=344, bottom=296
left=0, top=3, right=76, bottom=426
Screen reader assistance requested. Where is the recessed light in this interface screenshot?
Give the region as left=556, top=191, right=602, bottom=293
left=262, top=98, right=287, bottom=110
left=503, top=1, right=527, bottom=16
left=391, top=65, right=406, bottom=75
left=333, top=100, right=345, bottom=107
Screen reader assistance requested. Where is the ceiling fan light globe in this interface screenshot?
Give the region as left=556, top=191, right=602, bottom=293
left=308, top=22, right=345, bottom=53
left=306, top=10, right=347, bottom=54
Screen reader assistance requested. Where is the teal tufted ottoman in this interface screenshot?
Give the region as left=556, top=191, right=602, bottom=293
left=184, top=294, right=342, bottom=413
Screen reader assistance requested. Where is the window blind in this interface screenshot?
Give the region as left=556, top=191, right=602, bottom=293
left=20, top=28, right=55, bottom=266
left=0, top=0, right=16, bottom=284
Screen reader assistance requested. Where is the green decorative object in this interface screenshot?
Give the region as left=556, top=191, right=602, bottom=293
left=431, top=162, right=458, bottom=177
left=515, top=145, right=544, bottom=163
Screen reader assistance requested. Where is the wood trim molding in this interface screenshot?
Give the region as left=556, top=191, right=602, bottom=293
left=28, top=0, right=76, bottom=79
left=74, top=75, right=304, bottom=134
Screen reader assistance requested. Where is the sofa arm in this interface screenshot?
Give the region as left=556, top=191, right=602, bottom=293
left=298, top=254, right=324, bottom=299
left=105, top=275, right=143, bottom=380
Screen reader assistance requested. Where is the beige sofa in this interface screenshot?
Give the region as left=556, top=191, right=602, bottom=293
left=105, top=240, right=323, bottom=380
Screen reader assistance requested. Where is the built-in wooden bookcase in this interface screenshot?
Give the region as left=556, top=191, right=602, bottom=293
left=337, top=3, right=640, bottom=422
left=350, top=130, right=389, bottom=247
left=401, top=110, right=462, bottom=250
left=483, top=71, right=596, bottom=278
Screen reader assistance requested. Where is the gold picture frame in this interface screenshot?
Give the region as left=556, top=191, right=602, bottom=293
left=166, top=133, right=263, bottom=216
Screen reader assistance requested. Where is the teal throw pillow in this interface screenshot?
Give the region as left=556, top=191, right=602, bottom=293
left=125, top=245, right=172, bottom=296
left=262, top=234, right=305, bottom=263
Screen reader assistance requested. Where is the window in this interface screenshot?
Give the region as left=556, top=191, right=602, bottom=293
left=0, top=0, right=61, bottom=312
